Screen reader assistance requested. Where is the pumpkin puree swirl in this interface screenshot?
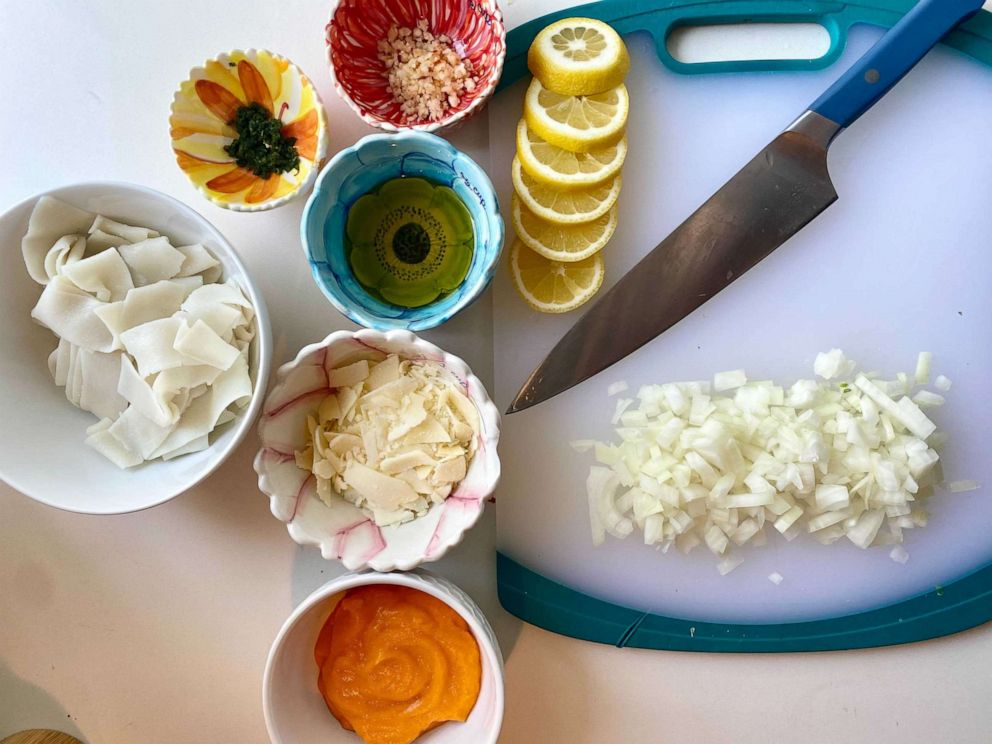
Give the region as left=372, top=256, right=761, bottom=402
left=314, top=585, right=482, bottom=744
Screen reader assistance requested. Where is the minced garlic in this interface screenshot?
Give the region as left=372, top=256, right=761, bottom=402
left=295, top=354, right=479, bottom=526
left=377, top=20, right=480, bottom=123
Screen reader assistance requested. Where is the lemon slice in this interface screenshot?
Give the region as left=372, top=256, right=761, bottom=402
left=524, top=78, right=628, bottom=153
left=516, top=119, right=627, bottom=190
left=512, top=156, right=621, bottom=225
left=510, top=239, right=605, bottom=313
left=527, top=17, right=630, bottom=96
left=512, top=194, right=617, bottom=262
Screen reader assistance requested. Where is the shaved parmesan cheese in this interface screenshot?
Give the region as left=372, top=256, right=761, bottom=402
left=21, top=201, right=256, bottom=469
left=295, top=354, right=480, bottom=527
left=577, top=350, right=964, bottom=571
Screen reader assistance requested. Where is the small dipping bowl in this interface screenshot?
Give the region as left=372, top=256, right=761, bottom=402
left=264, top=570, right=504, bottom=744
left=325, top=0, right=506, bottom=132
left=170, top=49, right=329, bottom=212
left=301, top=132, right=503, bottom=331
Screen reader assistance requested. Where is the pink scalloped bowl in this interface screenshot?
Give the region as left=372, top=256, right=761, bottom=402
left=325, top=0, right=506, bottom=132
left=253, top=329, right=500, bottom=571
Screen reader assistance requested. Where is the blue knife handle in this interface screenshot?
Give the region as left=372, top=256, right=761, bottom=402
left=810, top=0, right=985, bottom=128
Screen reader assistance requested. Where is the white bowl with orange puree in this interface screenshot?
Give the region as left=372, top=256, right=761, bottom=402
left=263, top=570, right=504, bottom=744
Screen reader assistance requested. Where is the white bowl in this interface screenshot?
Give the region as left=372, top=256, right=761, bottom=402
left=254, top=329, right=500, bottom=571
left=263, top=570, right=504, bottom=744
left=0, top=181, right=272, bottom=514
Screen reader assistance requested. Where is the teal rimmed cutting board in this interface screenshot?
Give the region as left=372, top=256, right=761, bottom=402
left=490, top=0, right=992, bottom=651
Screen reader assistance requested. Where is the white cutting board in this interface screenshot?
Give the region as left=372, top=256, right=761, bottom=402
left=492, top=26, right=992, bottom=623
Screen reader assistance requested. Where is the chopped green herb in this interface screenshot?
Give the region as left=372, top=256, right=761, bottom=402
left=224, top=102, right=300, bottom=179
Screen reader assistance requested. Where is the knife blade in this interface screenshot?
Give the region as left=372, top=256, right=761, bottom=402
left=508, top=0, right=984, bottom=414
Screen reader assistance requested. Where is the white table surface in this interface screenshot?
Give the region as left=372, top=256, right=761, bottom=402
left=1, top=1, right=990, bottom=742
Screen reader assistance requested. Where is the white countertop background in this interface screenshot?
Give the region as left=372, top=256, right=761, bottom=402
left=1, top=1, right=990, bottom=742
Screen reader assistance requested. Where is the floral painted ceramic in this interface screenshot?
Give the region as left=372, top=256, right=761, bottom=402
left=169, top=49, right=328, bottom=211
left=253, top=329, right=500, bottom=571
left=325, top=0, right=506, bottom=132
left=301, top=131, right=504, bottom=331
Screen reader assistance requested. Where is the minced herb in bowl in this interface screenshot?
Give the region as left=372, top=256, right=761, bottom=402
left=169, top=49, right=328, bottom=211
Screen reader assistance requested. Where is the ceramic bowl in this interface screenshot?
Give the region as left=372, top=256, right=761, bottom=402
left=263, top=569, right=504, bottom=744
left=325, top=0, right=506, bottom=132
left=253, top=328, right=500, bottom=571
left=0, top=182, right=272, bottom=514
left=169, top=49, right=329, bottom=212
left=301, top=131, right=503, bottom=331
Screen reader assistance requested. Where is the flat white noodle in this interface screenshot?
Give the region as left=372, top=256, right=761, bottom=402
left=159, top=434, right=209, bottom=460
left=85, top=417, right=144, bottom=469
left=77, top=349, right=127, bottom=420
left=53, top=338, right=73, bottom=386
left=66, top=344, right=82, bottom=405
left=174, top=243, right=219, bottom=277
left=121, top=280, right=186, bottom=328
left=60, top=248, right=134, bottom=302
left=178, top=303, right=242, bottom=338
left=118, top=237, right=185, bottom=286
left=108, top=405, right=175, bottom=460
left=31, top=276, right=115, bottom=352
left=117, top=355, right=177, bottom=427
left=89, top=215, right=159, bottom=243
left=173, top=319, right=239, bottom=370
left=85, top=229, right=127, bottom=253
left=200, top=264, right=223, bottom=284
left=43, top=235, right=86, bottom=280
left=22, top=196, right=95, bottom=284
left=153, top=364, right=222, bottom=399
left=181, top=281, right=252, bottom=313
left=149, top=354, right=251, bottom=458
left=93, top=303, right=125, bottom=351
left=119, top=317, right=193, bottom=377
left=170, top=275, right=204, bottom=298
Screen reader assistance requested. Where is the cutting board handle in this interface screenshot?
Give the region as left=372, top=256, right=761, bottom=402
left=497, top=0, right=992, bottom=86
left=809, top=0, right=985, bottom=127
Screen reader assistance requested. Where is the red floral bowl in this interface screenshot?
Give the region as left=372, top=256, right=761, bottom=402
left=325, top=0, right=506, bottom=132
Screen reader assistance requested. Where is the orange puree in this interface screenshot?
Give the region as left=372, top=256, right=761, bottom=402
left=314, top=584, right=482, bottom=744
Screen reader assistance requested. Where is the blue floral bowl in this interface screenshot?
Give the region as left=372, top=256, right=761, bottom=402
left=301, top=132, right=503, bottom=331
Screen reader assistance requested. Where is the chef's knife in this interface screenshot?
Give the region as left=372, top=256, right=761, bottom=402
left=509, top=0, right=984, bottom=414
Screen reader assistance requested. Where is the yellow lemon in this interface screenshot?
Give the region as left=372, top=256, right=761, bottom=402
left=524, top=78, right=628, bottom=153
left=512, top=156, right=621, bottom=225
left=509, top=239, right=605, bottom=313
left=516, top=119, right=627, bottom=189
left=528, top=17, right=630, bottom=96
left=512, top=194, right=617, bottom=262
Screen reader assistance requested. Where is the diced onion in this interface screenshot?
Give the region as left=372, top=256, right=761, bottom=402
left=934, top=375, right=952, bottom=392
left=943, top=480, right=980, bottom=493
left=607, top=380, right=629, bottom=397
left=578, top=350, right=967, bottom=572
left=767, top=572, right=784, bottom=585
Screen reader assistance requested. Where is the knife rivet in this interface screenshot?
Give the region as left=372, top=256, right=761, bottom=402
left=864, top=68, right=880, bottom=84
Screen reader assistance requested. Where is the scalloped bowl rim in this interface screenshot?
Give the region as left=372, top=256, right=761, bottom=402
left=323, top=0, right=507, bottom=133
left=263, top=569, right=504, bottom=744
left=254, top=328, right=500, bottom=571
left=300, top=131, right=504, bottom=332
left=169, top=48, right=329, bottom=213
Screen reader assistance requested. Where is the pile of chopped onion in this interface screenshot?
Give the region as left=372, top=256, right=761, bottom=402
left=573, top=350, right=975, bottom=573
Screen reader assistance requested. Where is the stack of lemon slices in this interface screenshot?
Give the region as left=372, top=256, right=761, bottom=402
left=509, top=18, right=630, bottom=313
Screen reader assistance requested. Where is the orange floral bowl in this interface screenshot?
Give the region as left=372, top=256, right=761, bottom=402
left=169, top=49, right=329, bottom=212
